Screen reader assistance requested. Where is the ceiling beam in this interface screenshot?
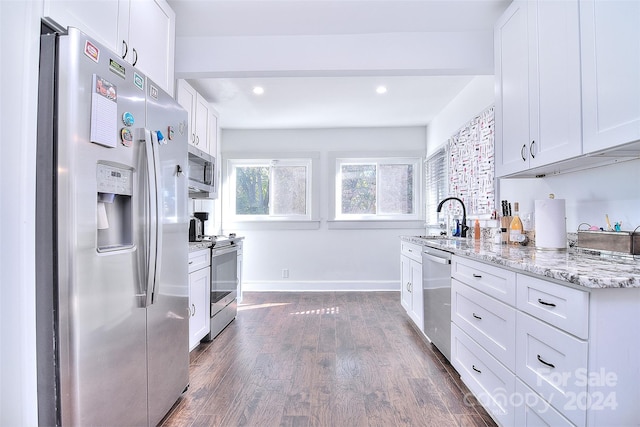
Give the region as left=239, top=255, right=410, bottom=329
left=174, top=31, right=495, bottom=78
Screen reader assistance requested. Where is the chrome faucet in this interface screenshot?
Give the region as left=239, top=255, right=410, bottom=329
left=436, top=197, right=469, bottom=238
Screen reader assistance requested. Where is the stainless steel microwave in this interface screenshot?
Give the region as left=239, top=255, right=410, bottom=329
left=187, top=145, right=217, bottom=198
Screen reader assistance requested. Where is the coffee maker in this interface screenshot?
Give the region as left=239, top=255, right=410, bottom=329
left=189, top=211, right=209, bottom=242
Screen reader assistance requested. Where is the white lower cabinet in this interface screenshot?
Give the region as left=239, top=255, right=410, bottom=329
left=452, top=323, right=515, bottom=427
left=451, top=254, right=640, bottom=426
left=400, top=241, right=423, bottom=330
left=188, top=249, right=210, bottom=351
left=514, top=379, right=574, bottom=427
left=516, top=312, right=588, bottom=426
left=452, top=279, right=516, bottom=371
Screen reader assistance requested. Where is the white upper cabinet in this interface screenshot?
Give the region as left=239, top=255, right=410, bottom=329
left=495, top=1, right=530, bottom=177
left=580, top=0, right=640, bottom=154
left=528, top=0, right=582, bottom=168
left=495, top=0, right=582, bottom=177
left=176, top=79, right=210, bottom=152
left=209, top=106, right=219, bottom=158
left=126, top=0, right=176, bottom=94
left=43, top=0, right=175, bottom=94
left=44, top=0, right=124, bottom=51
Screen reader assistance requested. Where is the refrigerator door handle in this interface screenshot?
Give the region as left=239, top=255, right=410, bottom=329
left=141, top=128, right=158, bottom=308
left=149, top=131, right=163, bottom=305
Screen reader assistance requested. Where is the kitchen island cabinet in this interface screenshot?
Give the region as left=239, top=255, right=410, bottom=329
left=401, top=236, right=640, bottom=426
left=44, top=0, right=176, bottom=94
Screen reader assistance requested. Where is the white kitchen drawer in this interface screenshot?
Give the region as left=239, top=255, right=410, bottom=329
left=452, top=279, right=517, bottom=371
left=188, top=248, right=210, bottom=273
left=451, top=255, right=516, bottom=306
left=516, top=312, right=587, bottom=426
left=451, top=323, right=516, bottom=427
left=514, top=379, right=574, bottom=427
left=401, top=241, right=422, bottom=262
left=516, top=274, right=589, bottom=339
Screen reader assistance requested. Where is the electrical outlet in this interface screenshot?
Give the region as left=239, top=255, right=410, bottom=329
left=282, top=269, right=289, bottom=279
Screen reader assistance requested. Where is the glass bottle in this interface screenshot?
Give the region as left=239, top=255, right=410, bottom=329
left=509, top=202, right=524, bottom=244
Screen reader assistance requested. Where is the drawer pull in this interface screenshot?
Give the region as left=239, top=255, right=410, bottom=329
left=472, top=313, right=482, bottom=320
left=537, top=298, right=556, bottom=307
left=472, top=273, right=482, bottom=278
left=536, top=354, right=555, bottom=369
left=472, top=365, right=482, bottom=373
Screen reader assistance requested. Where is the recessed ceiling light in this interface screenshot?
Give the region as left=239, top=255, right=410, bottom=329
left=376, top=86, right=387, bottom=94
left=253, top=86, right=264, bottom=95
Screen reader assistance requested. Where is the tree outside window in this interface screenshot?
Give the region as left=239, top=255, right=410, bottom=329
left=229, top=159, right=311, bottom=220
left=336, top=157, right=419, bottom=220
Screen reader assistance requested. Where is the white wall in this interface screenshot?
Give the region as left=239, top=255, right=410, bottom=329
left=221, top=127, right=426, bottom=291
left=425, top=75, right=495, bottom=157
left=500, top=160, right=640, bottom=232
left=1, top=1, right=42, bottom=425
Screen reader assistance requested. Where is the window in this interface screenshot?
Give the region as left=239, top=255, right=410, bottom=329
left=425, top=148, right=448, bottom=227
left=228, top=158, right=312, bottom=221
left=334, top=157, right=421, bottom=220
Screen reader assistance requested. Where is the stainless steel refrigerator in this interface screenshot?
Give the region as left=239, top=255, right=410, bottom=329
left=36, top=23, right=189, bottom=426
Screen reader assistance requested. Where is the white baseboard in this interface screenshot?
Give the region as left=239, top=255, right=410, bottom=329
left=242, top=280, right=400, bottom=292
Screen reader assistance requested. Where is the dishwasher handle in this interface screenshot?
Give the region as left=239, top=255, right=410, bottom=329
left=422, top=252, right=451, bottom=265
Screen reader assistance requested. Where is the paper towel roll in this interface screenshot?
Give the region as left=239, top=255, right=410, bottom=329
left=535, top=198, right=566, bottom=250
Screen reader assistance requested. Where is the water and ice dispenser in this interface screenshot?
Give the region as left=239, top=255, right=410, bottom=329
left=96, top=163, right=133, bottom=252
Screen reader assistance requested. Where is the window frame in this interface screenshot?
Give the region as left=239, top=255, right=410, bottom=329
left=224, top=153, right=319, bottom=228
left=330, top=153, right=423, bottom=224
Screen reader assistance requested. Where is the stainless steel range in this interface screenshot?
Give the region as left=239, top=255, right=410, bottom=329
left=202, top=237, right=239, bottom=340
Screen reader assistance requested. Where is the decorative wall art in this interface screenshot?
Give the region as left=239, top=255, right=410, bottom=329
left=446, top=106, right=495, bottom=216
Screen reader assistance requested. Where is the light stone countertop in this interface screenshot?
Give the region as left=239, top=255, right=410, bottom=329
left=401, top=235, right=640, bottom=289
left=189, top=241, right=213, bottom=252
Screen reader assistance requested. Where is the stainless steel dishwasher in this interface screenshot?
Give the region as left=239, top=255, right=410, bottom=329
left=422, top=246, right=452, bottom=361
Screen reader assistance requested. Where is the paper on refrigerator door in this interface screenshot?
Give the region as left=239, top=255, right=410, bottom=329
left=90, top=74, right=117, bottom=148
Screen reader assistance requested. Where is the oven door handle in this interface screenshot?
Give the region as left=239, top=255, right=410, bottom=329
left=212, top=246, right=238, bottom=257
left=422, top=252, right=451, bottom=265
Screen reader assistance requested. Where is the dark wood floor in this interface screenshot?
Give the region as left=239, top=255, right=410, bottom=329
left=161, top=292, right=497, bottom=427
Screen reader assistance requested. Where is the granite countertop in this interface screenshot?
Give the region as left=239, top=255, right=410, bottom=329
left=189, top=236, right=244, bottom=253
left=401, top=235, right=640, bottom=289
left=189, top=241, right=213, bottom=252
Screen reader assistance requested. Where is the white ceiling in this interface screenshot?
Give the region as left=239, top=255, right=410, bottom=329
left=168, top=0, right=510, bottom=129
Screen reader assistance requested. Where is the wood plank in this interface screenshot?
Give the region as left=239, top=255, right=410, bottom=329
left=161, top=292, right=496, bottom=427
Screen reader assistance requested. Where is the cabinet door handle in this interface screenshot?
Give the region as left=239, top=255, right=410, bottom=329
left=472, top=313, right=482, bottom=320
left=530, top=140, right=536, bottom=158
left=121, top=40, right=128, bottom=59
left=132, top=48, right=138, bottom=66
left=191, top=303, right=196, bottom=317
left=472, top=365, right=482, bottom=373
left=196, top=135, right=200, bottom=146
left=472, top=273, right=482, bottom=278
left=537, top=354, right=555, bottom=369
left=521, top=144, right=527, bottom=161
left=537, top=298, right=556, bottom=307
